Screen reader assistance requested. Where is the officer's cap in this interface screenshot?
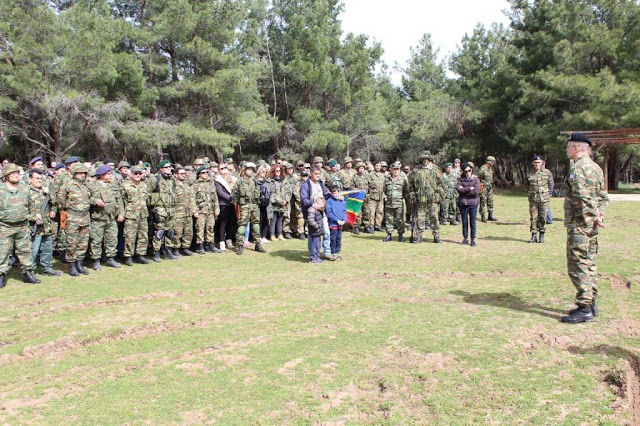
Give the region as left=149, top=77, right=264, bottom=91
left=29, top=156, right=43, bottom=166
left=64, top=156, right=80, bottom=165
left=568, top=133, right=592, bottom=146
left=344, top=156, right=353, bottom=163
left=158, top=160, right=171, bottom=168
left=532, top=154, right=543, bottom=161
left=95, top=165, right=112, bottom=176
left=131, top=166, right=144, bottom=174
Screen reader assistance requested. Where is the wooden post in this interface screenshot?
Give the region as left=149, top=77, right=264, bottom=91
left=603, top=147, right=609, bottom=191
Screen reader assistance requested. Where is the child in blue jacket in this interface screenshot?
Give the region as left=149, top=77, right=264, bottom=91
left=326, top=185, right=347, bottom=259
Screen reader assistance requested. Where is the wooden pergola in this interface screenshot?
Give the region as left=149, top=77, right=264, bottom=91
left=560, top=128, right=640, bottom=190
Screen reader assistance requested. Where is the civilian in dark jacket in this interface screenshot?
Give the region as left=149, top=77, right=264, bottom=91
left=214, top=166, right=235, bottom=250
left=300, top=166, right=333, bottom=260
left=456, top=162, right=481, bottom=246
left=307, top=197, right=326, bottom=263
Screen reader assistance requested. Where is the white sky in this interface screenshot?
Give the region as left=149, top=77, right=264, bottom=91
left=340, top=0, right=511, bottom=85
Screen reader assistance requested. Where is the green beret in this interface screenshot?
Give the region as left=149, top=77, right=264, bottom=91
left=158, top=160, right=170, bottom=168
left=444, top=162, right=453, bottom=168
left=142, top=162, right=151, bottom=168
left=327, top=159, right=338, bottom=167
left=197, top=166, right=209, bottom=175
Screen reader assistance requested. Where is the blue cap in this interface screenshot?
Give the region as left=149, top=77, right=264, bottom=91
left=29, top=156, right=43, bottom=166
left=95, top=165, right=112, bottom=176
left=64, top=156, right=79, bottom=164
left=532, top=154, right=543, bottom=161
left=53, top=163, right=66, bottom=171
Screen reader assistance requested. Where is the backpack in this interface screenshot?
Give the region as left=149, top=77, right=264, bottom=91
left=258, top=180, right=271, bottom=207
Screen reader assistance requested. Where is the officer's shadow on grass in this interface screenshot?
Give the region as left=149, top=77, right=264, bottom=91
left=482, top=235, right=530, bottom=243
left=450, top=290, right=565, bottom=320
left=269, top=249, right=311, bottom=263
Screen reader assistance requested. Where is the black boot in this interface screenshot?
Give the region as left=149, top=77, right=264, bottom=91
left=382, top=233, right=392, bottom=243
left=22, top=270, right=41, bottom=284
left=561, top=305, right=595, bottom=324
left=124, top=257, right=134, bottom=266
left=76, top=260, right=89, bottom=275
left=298, top=233, right=306, bottom=240
left=209, top=242, right=221, bottom=253
left=470, top=239, right=476, bottom=247
left=353, top=226, right=360, bottom=235
left=0, top=274, right=6, bottom=288
left=538, top=233, right=545, bottom=243
left=488, top=212, right=497, bottom=221
left=68, top=262, right=79, bottom=277
left=136, top=255, right=149, bottom=265
left=204, top=242, right=212, bottom=252
left=92, top=259, right=102, bottom=271
left=59, top=251, right=67, bottom=263
left=374, top=226, right=383, bottom=232
left=171, top=248, right=181, bottom=259
left=165, top=249, right=178, bottom=260
left=154, top=252, right=162, bottom=263
left=461, top=238, right=468, bottom=245
left=255, top=243, right=266, bottom=253
left=198, top=243, right=205, bottom=254
left=412, top=234, right=423, bottom=244
left=236, top=245, right=244, bottom=256
left=529, top=233, right=538, bottom=243
left=434, top=235, right=442, bottom=244
left=42, top=269, right=62, bottom=276
left=456, top=213, right=461, bottom=222
left=105, top=258, right=121, bottom=268
left=481, top=213, right=487, bottom=223
left=283, top=233, right=292, bottom=239
left=569, top=295, right=598, bottom=318
left=398, top=233, right=405, bottom=242
left=180, top=248, right=194, bottom=256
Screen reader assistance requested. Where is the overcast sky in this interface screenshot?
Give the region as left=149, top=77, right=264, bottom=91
left=340, top=0, right=511, bottom=85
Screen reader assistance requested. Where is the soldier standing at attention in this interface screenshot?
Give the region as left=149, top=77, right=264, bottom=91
left=326, top=159, right=343, bottom=191
left=408, top=152, right=443, bottom=244
left=172, top=166, right=197, bottom=256
left=231, top=162, right=266, bottom=255
left=57, top=163, right=91, bottom=277
left=477, top=156, right=498, bottom=222
left=561, top=133, right=608, bottom=324
left=442, top=163, right=459, bottom=225
left=121, top=166, right=150, bottom=266
left=88, top=165, right=124, bottom=270
left=148, top=160, right=179, bottom=262
left=194, top=166, right=220, bottom=254
left=351, top=161, right=369, bottom=235
left=28, top=169, right=61, bottom=277
left=282, top=162, right=300, bottom=239
left=365, top=160, right=385, bottom=233
left=382, top=162, right=409, bottom=242
left=340, top=156, right=356, bottom=190
left=526, top=155, right=552, bottom=243
left=0, top=164, right=41, bottom=287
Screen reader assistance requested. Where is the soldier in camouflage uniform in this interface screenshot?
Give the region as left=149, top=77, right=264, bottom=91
left=0, top=164, right=41, bottom=287
left=365, top=161, right=385, bottom=233
left=382, top=162, right=409, bottom=242
left=57, top=163, right=91, bottom=277
left=121, top=166, right=149, bottom=265
left=526, top=155, right=552, bottom=243
left=88, top=165, right=124, bottom=270
left=28, top=169, right=61, bottom=276
left=477, top=156, right=498, bottom=222
left=148, top=160, right=179, bottom=262
left=231, top=162, right=265, bottom=255
left=561, top=134, right=608, bottom=324
left=351, top=161, right=369, bottom=234
left=408, top=152, right=445, bottom=244
left=194, top=166, right=221, bottom=254
left=173, top=166, right=197, bottom=256
left=282, top=162, right=301, bottom=239
left=326, top=159, right=343, bottom=191
left=269, top=165, right=292, bottom=241
left=340, top=156, right=356, bottom=190
left=313, top=156, right=330, bottom=184
left=50, top=164, right=68, bottom=259
left=442, top=163, right=459, bottom=225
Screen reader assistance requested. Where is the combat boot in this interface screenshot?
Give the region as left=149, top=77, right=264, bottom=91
left=236, top=245, right=244, bottom=256
left=76, top=260, right=89, bottom=275
left=208, top=242, right=221, bottom=253
left=398, top=233, right=405, bottom=242
left=180, top=248, right=194, bottom=256
left=283, top=233, right=292, bottom=239
left=374, top=226, right=383, bottom=232
left=42, top=269, right=62, bottom=276
left=538, top=232, right=545, bottom=243
left=569, top=295, right=598, bottom=317
left=365, top=226, right=375, bottom=234
left=205, top=242, right=213, bottom=252
left=198, top=243, right=205, bottom=254
left=165, top=249, right=178, bottom=260
left=255, top=243, right=266, bottom=253
left=529, top=233, right=538, bottom=243
left=136, top=255, right=149, bottom=265
left=105, top=258, right=121, bottom=268
left=561, top=306, right=594, bottom=324
left=450, top=218, right=456, bottom=226
left=59, top=251, right=67, bottom=263
left=22, top=270, right=41, bottom=284
left=481, top=213, right=487, bottom=223
left=382, top=233, right=392, bottom=243
left=0, top=274, right=6, bottom=288
left=298, top=233, right=306, bottom=240
left=488, top=212, right=497, bottom=221
left=124, top=257, right=134, bottom=266
left=153, top=252, right=162, bottom=262
left=353, top=226, right=360, bottom=235
left=470, top=239, right=476, bottom=247
left=456, top=213, right=461, bottom=222
left=434, top=235, right=442, bottom=244
left=171, top=248, right=181, bottom=259
left=412, top=234, right=423, bottom=244
left=92, top=260, right=102, bottom=271
left=68, top=262, right=79, bottom=277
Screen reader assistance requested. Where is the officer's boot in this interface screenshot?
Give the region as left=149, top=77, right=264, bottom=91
left=76, top=260, right=89, bottom=275
left=561, top=305, right=594, bottom=324
left=209, top=242, right=222, bottom=253
left=0, top=274, right=6, bottom=288
left=538, top=232, right=545, bottom=243
left=165, top=249, right=178, bottom=260
left=92, top=259, right=102, bottom=271
left=181, top=248, right=194, bottom=256
left=153, top=251, right=162, bottom=262
left=481, top=212, right=487, bottom=223
left=198, top=243, right=205, bottom=254
left=68, top=262, right=79, bottom=277
left=434, top=235, right=442, bottom=244
left=353, top=226, right=360, bottom=235
left=255, top=243, right=266, bottom=253
left=488, top=212, right=497, bottom=221
left=124, top=257, right=134, bottom=266
left=105, top=258, right=121, bottom=268
left=529, top=233, right=538, bottom=243
left=22, top=270, right=41, bottom=284
left=398, top=233, right=405, bottom=242
left=236, top=244, right=244, bottom=256
left=382, top=233, right=392, bottom=243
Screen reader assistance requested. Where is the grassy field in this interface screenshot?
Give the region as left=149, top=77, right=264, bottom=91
left=1, top=190, right=638, bottom=424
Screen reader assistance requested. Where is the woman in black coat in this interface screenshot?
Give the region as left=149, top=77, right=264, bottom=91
left=456, top=162, right=481, bottom=247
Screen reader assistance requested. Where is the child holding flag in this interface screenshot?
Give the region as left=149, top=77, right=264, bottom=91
left=326, top=185, right=347, bottom=259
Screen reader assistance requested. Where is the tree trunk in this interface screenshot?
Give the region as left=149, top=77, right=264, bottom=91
left=606, top=146, right=619, bottom=190
left=50, top=119, right=62, bottom=161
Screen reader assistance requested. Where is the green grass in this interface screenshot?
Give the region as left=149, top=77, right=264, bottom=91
left=1, top=190, right=638, bottom=424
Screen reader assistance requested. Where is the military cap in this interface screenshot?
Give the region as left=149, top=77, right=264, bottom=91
left=2, top=163, right=20, bottom=177
left=193, top=158, right=204, bottom=166
left=418, top=151, right=433, bottom=161
left=88, top=168, right=96, bottom=177
left=94, top=161, right=104, bottom=169
left=64, top=156, right=80, bottom=165
left=70, top=163, right=88, bottom=174
left=380, top=161, right=388, bottom=167
left=485, top=156, right=496, bottom=164
left=354, top=158, right=363, bottom=163
left=284, top=162, right=294, bottom=169
left=532, top=154, right=543, bottom=161
left=344, top=156, right=353, bottom=163
left=303, top=162, right=311, bottom=168
left=210, top=161, right=218, bottom=168
left=184, top=165, right=194, bottom=171
left=244, top=162, right=257, bottom=170
left=142, top=162, right=151, bottom=168
left=444, top=162, right=453, bottom=168
left=355, top=161, right=366, bottom=169
left=202, top=156, right=210, bottom=163
left=117, top=161, right=130, bottom=169
left=28, top=156, right=43, bottom=166
left=103, top=158, right=115, bottom=165
left=390, top=162, right=401, bottom=169
left=568, top=133, right=592, bottom=146
left=327, top=159, right=338, bottom=167
left=295, top=160, right=305, bottom=167
left=53, top=163, right=66, bottom=171
left=225, top=158, right=234, bottom=164
left=196, top=166, right=209, bottom=175
left=174, top=163, right=183, bottom=170
left=312, top=156, right=324, bottom=164
left=131, top=166, right=143, bottom=173
left=158, top=159, right=171, bottom=168
left=373, top=159, right=381, bottom=165
left=95, top=165, right=111, bottom=176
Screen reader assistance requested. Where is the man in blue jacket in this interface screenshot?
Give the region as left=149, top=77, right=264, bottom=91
left=300, top=166, right=335, bottom=260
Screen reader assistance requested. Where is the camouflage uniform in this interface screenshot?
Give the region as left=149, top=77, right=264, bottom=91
left=327, top=171, right=344, bottom=191
left=442, top=172, right=458, bottom=223
left=564, top=156, right=608, bottom=307
left=384, top=173, right=409, bottom=236
left=0, top=181, right=36, bottom=274
left=283, top=171, right=302, bottom=236
left=147, top=173, right=177, bottom=252
left=408, top=164, right=443, bottom=240
left=232, top=175, right=261, bottom=247
left=527, top=169, right=552, bottom=234
left=173, top=178, right=196, bottom=249
left=57, top=176, right=91, bottom=262
left=29, top=185, right=56, bottom=272
left=50, top=172, right=68, bottom=252
left=352, top=170, right=370, bottom=228
left=366, top=171, right=385, bottom=229
left=477, top=163, right=495, bottom=218
left=194, top=176, right=219, bottom=244
left=88, top=179, right=124, bottom=260
left=122, top=179, right=149, bottom=257
left=340, top=168, right=356, bottom=190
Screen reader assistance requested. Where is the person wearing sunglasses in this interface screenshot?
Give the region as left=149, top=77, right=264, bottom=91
left=456, top=162, right=480, bottom=247
left=121, top=166, right=150, bottom=266
left=268, top=165, right=291, bottom=241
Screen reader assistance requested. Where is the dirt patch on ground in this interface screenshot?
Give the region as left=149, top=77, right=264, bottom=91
left=608, top=275, right=633, bottom=292
left=606, top=355, right=640, bottom=425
